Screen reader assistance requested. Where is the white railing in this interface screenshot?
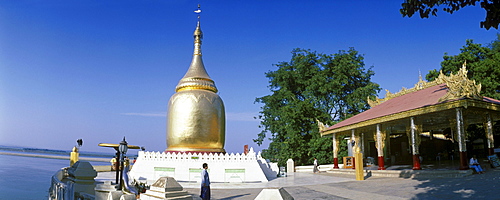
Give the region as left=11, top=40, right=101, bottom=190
left=48, top=168, right=74, bottom=200
left=139, top=147, right=261, bottom=162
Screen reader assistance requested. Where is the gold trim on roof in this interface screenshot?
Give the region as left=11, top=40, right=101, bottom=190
left=368, top=62, right=481, bottom=107
left=322, top=99, right=500, bottom=136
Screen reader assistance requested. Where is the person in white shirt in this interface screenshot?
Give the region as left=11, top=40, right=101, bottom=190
left=313, top=158, right=319, bottom=173
left=469, top=155, right=484, bottom=174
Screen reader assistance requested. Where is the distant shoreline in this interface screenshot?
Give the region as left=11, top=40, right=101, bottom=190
left=0, top=151, right=110, bottom=162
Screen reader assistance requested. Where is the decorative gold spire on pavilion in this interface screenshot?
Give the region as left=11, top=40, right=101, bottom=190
left=175, top=6, right=218, bottom=93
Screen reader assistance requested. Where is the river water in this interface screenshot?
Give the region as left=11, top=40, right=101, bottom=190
left=0, top=153, right=109, bottom=199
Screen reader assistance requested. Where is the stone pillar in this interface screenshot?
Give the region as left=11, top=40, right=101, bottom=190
left=67, top=161, right=97, bottom=197
left=410, top=117, right=421, bottom=170
left=286, top=159, right=294, bottom=174
left=375, top=124, right=386, bottom=170
left=332, top=134, right=339, bottom=169
left=486, top=113, right=495, bottom=156
left=456, top=108, right=468, bottom=170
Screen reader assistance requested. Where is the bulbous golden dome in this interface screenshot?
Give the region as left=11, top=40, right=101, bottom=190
left=166, top=12, right=226, bottom=153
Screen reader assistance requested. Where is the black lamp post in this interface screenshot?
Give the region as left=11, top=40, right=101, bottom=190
left=118, top=137, right=128, bottom=190
left=114, top=150, right=120, bottom=185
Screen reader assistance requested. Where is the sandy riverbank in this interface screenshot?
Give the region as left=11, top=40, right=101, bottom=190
left=0, top=151, right=110, bottom=162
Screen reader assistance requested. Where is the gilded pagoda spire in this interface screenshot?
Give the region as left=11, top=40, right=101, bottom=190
left=175, top=7, right=218, bottom=93
left=166, top=5, right=226, bottom=153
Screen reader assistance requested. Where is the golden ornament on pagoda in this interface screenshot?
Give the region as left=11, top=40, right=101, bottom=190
left=165, top=12, right=226, bottom=153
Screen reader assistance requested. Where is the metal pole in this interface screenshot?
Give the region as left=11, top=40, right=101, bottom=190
left=115, top=150, right=120, bottom=185
left=119, top=153, right=124, bottom=190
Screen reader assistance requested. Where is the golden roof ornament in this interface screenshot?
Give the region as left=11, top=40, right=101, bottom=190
left=368, top=61, right=482, bottom=107
left=316, top=119, right=329, bottom=132
left=437, top=61, right=482, bottom=102
left=175, top=4, right=218, bottom=93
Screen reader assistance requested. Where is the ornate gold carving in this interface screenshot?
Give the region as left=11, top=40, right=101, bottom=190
left=316, top=119, right=329, bottom=132
left=368, top=75, right=442, bottom=107
left=406, top=123, right=422, bottom=154
left=484, top=113, right=495, bottom=148
left=353, top=133, right=361, bottom=153
left=373, top=127, right=386, bottom=154
left=437, top=63, right=482, bottom=102
left=333, top=135, right=340, bottom=157
left=170, top=92, right=219, bottom=105
left=367, top=61, right=481, bottom=107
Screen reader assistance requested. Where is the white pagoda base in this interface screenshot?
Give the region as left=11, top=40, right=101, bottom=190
left=129, top=148, right=278, bottom=184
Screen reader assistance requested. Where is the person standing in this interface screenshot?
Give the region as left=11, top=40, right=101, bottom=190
left=313, top=158, right=319, bottom=173
left=200, top=163, right=211, bottom=200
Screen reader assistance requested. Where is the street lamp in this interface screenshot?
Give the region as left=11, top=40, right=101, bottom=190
left=118, top=137, right=128, bottom=190
left=119, top=137, right=128, bottom=156
left=98, top=139, right=139, bottom=190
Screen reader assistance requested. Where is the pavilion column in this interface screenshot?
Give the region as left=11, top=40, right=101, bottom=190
left=456, top=107, right=468, bottom=170
left=351, top=130, right=357, bottom=169
left=332, top=133, right=340, bottom=169
left=410, top=117, right=421, bottom=170
left=375, top=124, right=386, bottom=170
left=361, top=133, right=365, bottom=156
left=486, top=113, right=495, bottom=156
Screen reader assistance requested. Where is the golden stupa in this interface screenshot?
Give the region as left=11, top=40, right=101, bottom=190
left=166, top=13, right=226, bottom=153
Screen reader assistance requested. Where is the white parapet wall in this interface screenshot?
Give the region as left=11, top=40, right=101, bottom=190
left=129, top=148, right=276, bottom=184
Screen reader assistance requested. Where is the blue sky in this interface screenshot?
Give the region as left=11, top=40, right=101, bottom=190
left=0, top=1, right=498, bottom=154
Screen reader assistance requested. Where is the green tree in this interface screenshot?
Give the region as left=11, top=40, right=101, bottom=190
left=400, top=0, right=500, bottom=29
left=255, top=48, right=380, bottom=166
left=426, top=37, right=500, bottom=99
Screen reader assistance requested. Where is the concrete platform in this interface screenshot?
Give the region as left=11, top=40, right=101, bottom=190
left=182, top=167, right=500, bottom=200
left=96, top=162, right=499, bottom=199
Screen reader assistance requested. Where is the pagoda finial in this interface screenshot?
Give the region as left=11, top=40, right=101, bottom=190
left=193, top=4, right=203, bottom=56
left=174, top=4, right=217, bottom=93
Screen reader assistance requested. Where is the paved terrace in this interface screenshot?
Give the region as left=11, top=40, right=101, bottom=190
left=95, top=161, right=500, bottom=200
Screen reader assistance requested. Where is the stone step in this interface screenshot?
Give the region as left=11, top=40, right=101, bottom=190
left=141, top=192, right=193, bottom=200
left=295, top=164, right=338, bottom=172
left=325, top=168, right=473, bottom=178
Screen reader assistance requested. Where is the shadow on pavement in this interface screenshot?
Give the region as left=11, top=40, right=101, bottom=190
left=219, top=193, right=253, bottom=200
left=412, top=169, right=500, bottom=199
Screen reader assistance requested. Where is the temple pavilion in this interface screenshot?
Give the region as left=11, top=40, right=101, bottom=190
left=320, top=64, right=500, bottom=170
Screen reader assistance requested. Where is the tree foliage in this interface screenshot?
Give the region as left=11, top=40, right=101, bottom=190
left=426, top=37, right=500, bottom=99
left=255, top=48, right=380, bottom=166
left=400, top=0, right=500, bottom=30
